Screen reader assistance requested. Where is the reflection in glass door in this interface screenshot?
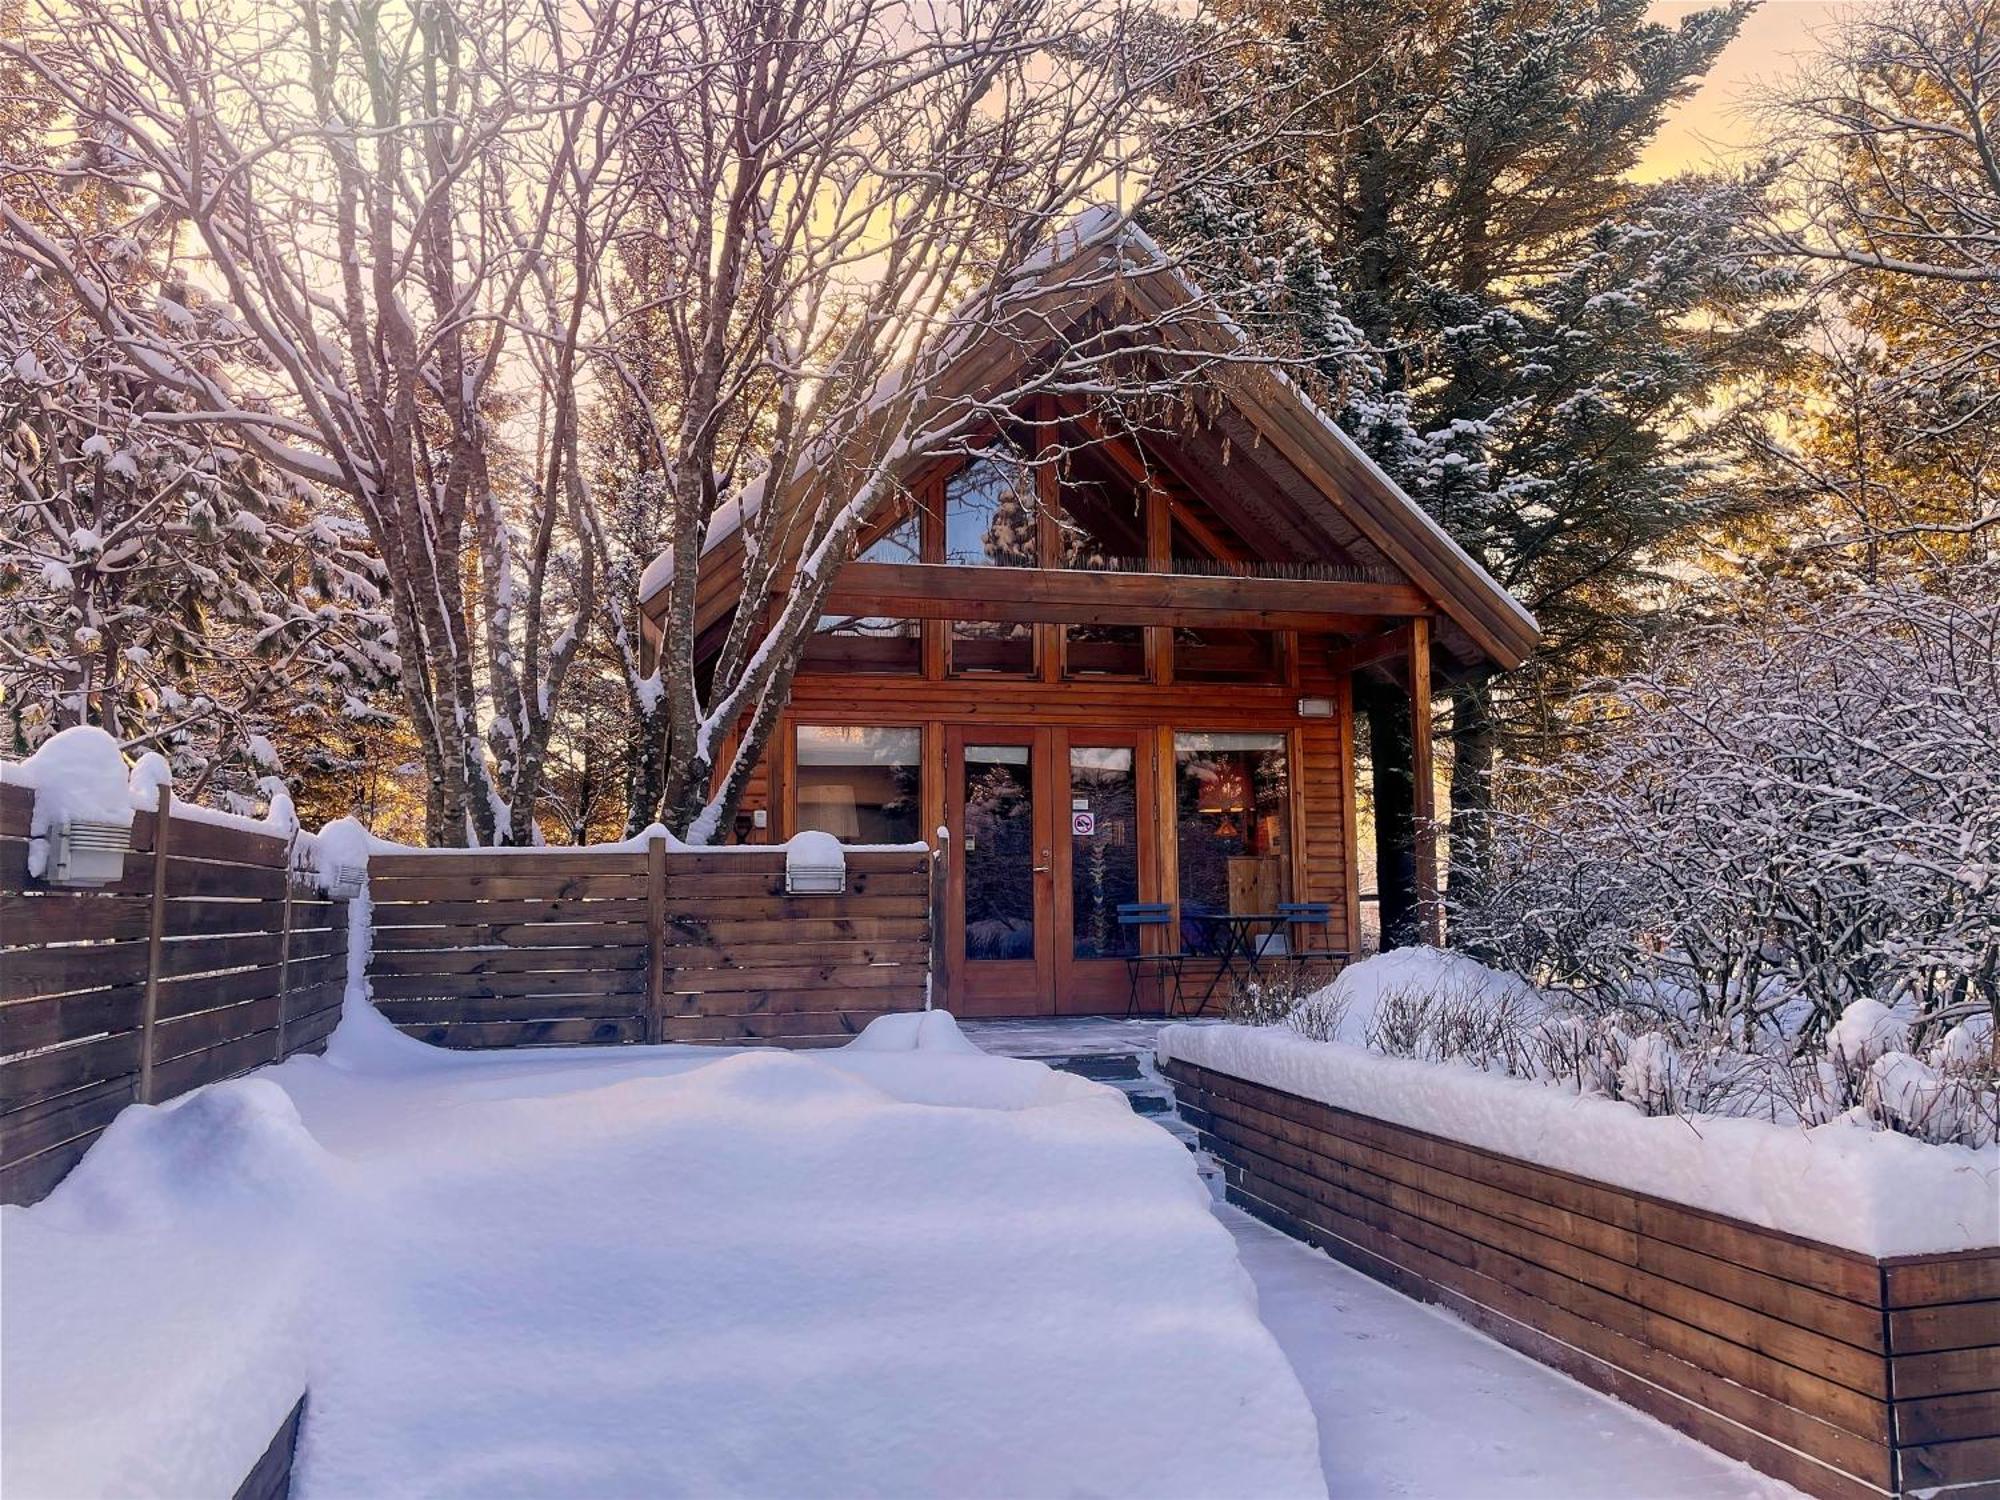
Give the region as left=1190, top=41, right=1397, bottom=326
left=1068, top=745, right=1139, bottom=960
left=963, top=744, right=1037, bottom=961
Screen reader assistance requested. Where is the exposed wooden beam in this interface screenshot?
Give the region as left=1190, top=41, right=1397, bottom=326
left=1326, top=623, right=1414, bottom=678
left=1407, top=615, right=1441, bottom=944
left=815, top=561, right=1424, bottom=633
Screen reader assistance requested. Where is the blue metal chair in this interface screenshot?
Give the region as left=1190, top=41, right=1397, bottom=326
left=1117, top=903, right=1189, bottom=1016
left=1278, top=901, right=1351, bottom=975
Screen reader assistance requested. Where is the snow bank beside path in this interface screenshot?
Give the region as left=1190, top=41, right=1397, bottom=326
left=7, top=1010, right=1325, bottom=1500
left=2, top=1081, right=331, bottom=1498
left=1158, top=1022, right=1997, bottom=1257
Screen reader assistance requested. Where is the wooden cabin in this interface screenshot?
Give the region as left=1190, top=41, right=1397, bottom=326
left=638, top=223, right=1538, bottom=1020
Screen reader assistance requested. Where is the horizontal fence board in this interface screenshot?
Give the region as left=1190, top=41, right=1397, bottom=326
left=369, top=898, right=654, bottom=928
left=371, top=922, right=649, bottom=951
left=1, top=984, right=145, bottom=1055
left=1896, top=1391, right=2000, bottom=1445
left=363, top=842, right=934, bottom=1052
left=403, top=1017, right=647, bottom=1048
left=1167, top=1058, right=2000, bottom=1500
left=1220, top=1166, right=1895, bottom=1499
left=368, top=971, right=648, bottom=1000
left=1196, top=1107, right=1891, bottom=1438
left=666, top=987, right=930, bottom=1019
left=1901, top=1435, right=2000, bottom=1490
left=1892, top=1301, right=2000, bottom=1356
left=0, top=942, right=152, bottom=1004
left=374, top=995, right=647, bottom=1024
left=155, top=995, right=285, bottom=1063
left=1176, top=1061, right=1883, bottom=1306
left=367, top=946, right=649, bottom=978
left=1896, top=1347, right=2000, bottom=1400
left=369, top=852, right=648, bottom=878
left=0, top=1128, right=100, bottom=1207
left=0, top=1072, right=138, bottom=1163
left=665, top=941, right=932, bottom=972
left=665, top=965, right=924, bottom=998
left=1189, top=1082, right=1889, bottom=1380
left=658, top=871, right=930, bottom=899
left=367, top=872, right=650, bottom=902
left=659, top=1008, right=913, bottom=1042
left=1, top=796, right=359, bottom=1204
left=1888, top=1257, right=2000, bottom=1311
left=150, top=1027, right=284, bottom=1100
left=2, top=1030, right=146, bottom=1111
left=1, top=892, right=153, bottom=944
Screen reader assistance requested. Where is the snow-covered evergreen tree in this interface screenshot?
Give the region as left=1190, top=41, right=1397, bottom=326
left=0, top=68, right=395, bottom=809
left=1152, top=0, right=1802, bottom=931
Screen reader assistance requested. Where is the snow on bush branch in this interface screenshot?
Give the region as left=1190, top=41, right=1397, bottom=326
left=1453, top=567, right=2000, bottom=1050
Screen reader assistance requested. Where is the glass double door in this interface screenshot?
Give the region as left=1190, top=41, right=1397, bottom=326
left=947, top=726, right=1147, bottom=1016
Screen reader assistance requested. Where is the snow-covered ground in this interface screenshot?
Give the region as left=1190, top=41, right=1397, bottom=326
left=3, top=1008, right=1324, bottom=1499
left=1223, top=1205, right=1803, bottom=1499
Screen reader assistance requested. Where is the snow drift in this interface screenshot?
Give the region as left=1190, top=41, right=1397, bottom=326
left=5, top=1008, right=1326, bottom=1499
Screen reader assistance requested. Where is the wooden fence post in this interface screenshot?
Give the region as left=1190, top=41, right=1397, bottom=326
left=928, top=830, right=949, bottom=1013
left=138, top=786, right=172, bottom=1104
left=646, top=835, right=667, bottom=1044
left=274, top=830, right=297, bottom=1062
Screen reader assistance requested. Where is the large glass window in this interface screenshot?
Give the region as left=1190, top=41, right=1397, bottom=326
left=963, top=744, right=1036, bottom=961
left=807, top=510, right=922, bottom=673
left=1174, top=627, right=1284, bottom=683
left=1070, top=746, right=1139, bottom=959
left=945, top=450, right=1040, bottom=674
left=944, top=452, right=1038, bottom=568
left=794, top=725, right=921, bottom=844
left=1175, top=731, right=1291, bottom=919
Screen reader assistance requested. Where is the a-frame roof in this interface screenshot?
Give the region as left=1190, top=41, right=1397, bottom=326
left=639, top=209, right=1540, bottom=674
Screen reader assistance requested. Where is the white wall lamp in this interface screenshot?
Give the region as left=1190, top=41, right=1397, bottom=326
left=1297, top=696, right=1335, bottom=719
left=46, top=820, right=134, bottom=887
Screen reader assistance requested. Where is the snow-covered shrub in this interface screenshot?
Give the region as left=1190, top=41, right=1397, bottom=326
left=1361, top=976, right=1538, bottom=1077
left=1456, top=568, right=2000, bottom=1049
left=1221, top=970, right=1351, bottom=1042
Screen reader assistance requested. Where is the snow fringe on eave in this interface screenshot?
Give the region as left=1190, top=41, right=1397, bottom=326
left=633, top=202, right=1538, bottom=652
left=1156, top=1021, right=1999, bottom=1258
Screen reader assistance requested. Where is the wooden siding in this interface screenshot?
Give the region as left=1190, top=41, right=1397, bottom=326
left=0, top=781, right=348, bottom=1207
left=1162, top=1058, right=2000, bottom=1500
left=366, top=845, right=934, bottom=1048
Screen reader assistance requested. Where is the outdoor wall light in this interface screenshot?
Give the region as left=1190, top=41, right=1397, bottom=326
left=46, top=820, right=134, bottom=887
left=1297, top=696, right=1335, bottom=718
left=785, top=863, right=846, bottom=896
left=322, top=862, right=367, bottom=899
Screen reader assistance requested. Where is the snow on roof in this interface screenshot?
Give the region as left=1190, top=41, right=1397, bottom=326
left=634, top=204, right=1538, bottom=653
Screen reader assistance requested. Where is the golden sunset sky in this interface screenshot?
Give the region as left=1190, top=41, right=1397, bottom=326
left=1636, top=0, right=1850, bottom=180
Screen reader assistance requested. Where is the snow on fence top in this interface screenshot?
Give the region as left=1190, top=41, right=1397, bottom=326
left=1158, top=1021, right=1998, bottom=1258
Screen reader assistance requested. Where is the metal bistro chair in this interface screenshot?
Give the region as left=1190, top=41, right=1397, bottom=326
left=1118, top=903, right=1189, bottom=1017
left=1278, top=902, right=1352, bottom=981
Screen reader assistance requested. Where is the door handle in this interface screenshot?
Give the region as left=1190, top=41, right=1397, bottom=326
left=1033, top=865, right=1051, bottom=874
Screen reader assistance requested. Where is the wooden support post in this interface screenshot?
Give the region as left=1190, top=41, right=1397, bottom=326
left=138, top=786, right=172, bottom=1104
left=274, top=830, right=298, bottom=1062
left=1407, top=616, right=1441, bottom=944
left=646, top=835, right=667, bottom=1043
left=928, top=829, right=950, bottom=1012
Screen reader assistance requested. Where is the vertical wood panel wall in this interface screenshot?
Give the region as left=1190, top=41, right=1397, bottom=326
left=0, top=782, right=348, bottom=1206
left=366, top=845, right=935, bottom=1049
left=1163, top=1058, right=2000, bottom=1500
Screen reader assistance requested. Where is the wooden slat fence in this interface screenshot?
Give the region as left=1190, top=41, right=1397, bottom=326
left=367, top=843, right=936, bottom=1049
left=1, top=781, right=348, bottom=1207
left=1163, top=1058, right=2000, bottom=1500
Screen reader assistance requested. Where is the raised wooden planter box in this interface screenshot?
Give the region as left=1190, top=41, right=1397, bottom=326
left=1161, top=1057, right=2000, bottom=1500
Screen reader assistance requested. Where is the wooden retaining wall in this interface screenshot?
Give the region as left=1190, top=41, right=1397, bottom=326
left=367, top=844, right=936, bottom=1048
left=1162, top=1058, right=2000, bottom=1500
left=1, top=782, right=348, bottom=1207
